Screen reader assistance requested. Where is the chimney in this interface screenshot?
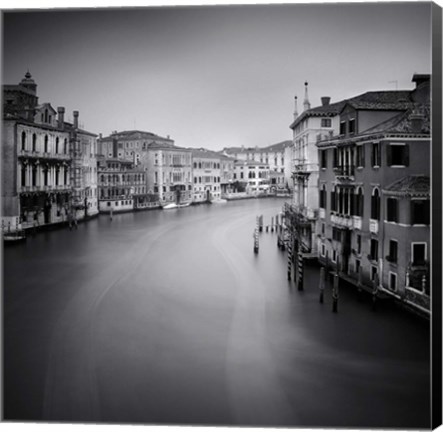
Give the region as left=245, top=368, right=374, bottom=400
left=99, top=133, right=102, bottom=139
left=57, top=106, right=65, bottom=129
left=293, top=95, right=298, bottom=119
left=321, top=97, right=331, bottom=107
left=410, top=112, right=425, bottom=133
left=303, top=81, right=311, bottom=112
left=73, top=110, right=79, bottom=129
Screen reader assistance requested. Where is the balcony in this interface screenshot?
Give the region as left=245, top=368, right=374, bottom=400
left=353, top=216, right=362, bottom=230
left=369, top=219, right=379, bottom=234
left=18, top=150, right=70, bottom=161
left=333, top=165, right=355, bottom=183
left=331, top=213, right=352, bottom=228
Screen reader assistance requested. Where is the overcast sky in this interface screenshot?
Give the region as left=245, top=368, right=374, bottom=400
left=2, top=3, right=432, bottom=150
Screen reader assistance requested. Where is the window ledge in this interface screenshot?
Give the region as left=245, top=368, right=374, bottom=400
left=389, top=165, right=406, bottom=168
left=372, top=165, right=380, bottom=169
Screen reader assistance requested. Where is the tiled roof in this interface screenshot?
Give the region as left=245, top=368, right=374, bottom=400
left=147, top=142, right=189, bottom=151
left=345, top=90, right=412, bottom=110
left=363, top=104, right=430, bottom=135
left=100, top=130, right=173, bottom=142
left=383, top=175, right=430, bottom=197
left=190, top=148, right=222, bottom=159
left=290, top=100, right=346, bottom=128
left=291, top=90, right=413, bottom=129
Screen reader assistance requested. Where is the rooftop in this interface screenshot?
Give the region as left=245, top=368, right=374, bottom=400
left=383, top=175, right=430, bottom=197
left=100, top=130, right=173, bottom=142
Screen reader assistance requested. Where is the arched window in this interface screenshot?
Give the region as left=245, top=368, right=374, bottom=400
left=44, top=135, right=49, bottom=153
left=64, top=139, right=68, bottom=154
left=371, top=188, right=380, bottom=220
left=32, top=134, right=37, bottom=152
left=21, top=131, right=26, bottom=150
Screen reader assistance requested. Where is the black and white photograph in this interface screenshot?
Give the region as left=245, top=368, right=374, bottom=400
left=1, top=1, right=442, bottom=430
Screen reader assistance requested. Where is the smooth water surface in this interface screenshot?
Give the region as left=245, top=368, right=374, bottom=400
left=3, top=198, right=430, bottom=427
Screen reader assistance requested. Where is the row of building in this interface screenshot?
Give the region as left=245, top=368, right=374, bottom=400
left=286, top=75, right=431, bottom=315
left=1, top=72, right=293, bottom=233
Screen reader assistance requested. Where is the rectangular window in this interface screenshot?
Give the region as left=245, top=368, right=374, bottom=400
left=355, top=259, right=361, bottom=274
left=388, top=240, right=398, bottom=263
left=370, top=239, right=378, bottom=261
left=389, top=272, right=397, bottom=291
left=357, top=234, right=361, bottom=254
left=356, top=145, right=365, bottom=167
left=340, top=121, right=346, bottom=135
left=386, top=198, right=399, bottom=222
left=320, top=150, right=327, bottom=169
left=348, top=118, right=356, bottom=134
left=387, top=144, right=409, bottom=167
left=332, top=249, right=337, bottom=263
left=321, top=223, right=325, bottom=235
left=412, top=243, right=426, bottom=266
left=372, top=143, right=381, bottom=167
left=321, top=118, right=332, bottom=128
left=411, top=200, right=430, bottom=225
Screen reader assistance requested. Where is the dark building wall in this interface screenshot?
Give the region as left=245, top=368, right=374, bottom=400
left=1, top=120, right=19, bottom=217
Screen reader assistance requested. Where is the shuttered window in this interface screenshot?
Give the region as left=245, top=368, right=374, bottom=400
left=387, top=144, right=409, bottom=166
left=387, top=198, right=399, bottom=222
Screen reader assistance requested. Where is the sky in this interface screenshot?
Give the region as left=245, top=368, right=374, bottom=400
left=2, top=2, right=433, bottom=150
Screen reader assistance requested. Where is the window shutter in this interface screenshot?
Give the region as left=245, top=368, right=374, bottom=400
left=361, top=146, right=365, bottom=167
left=403, top=144, right=409, bottom=166
left=386, top=145, right=392, bottom=166
left=350, top=191, right=355, bottom=215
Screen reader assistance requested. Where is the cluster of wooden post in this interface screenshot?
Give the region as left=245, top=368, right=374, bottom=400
left=318, top=263, right=339, bottom=313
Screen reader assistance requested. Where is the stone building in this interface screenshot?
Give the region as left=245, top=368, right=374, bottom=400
left=142, top=142, right=193, bottom=205
left=288, top=83, right=345, bottom=254
left=2, top=72, right=98, bottom=233
left=219, top=154, right=235, bottom=196
left=222, top=140, right=292, bottom=188
left=233, top=160, right=270, bottom=192
left=316, top=74, right=430, bottom=314
left=98, top=130, right=174, bottom=166
left=98, top=158, right=147, bottom=212
left=191, top=149, right=222, bottom=203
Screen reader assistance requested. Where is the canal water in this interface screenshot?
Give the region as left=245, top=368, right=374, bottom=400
left=3, top=198, right=430, bottom=428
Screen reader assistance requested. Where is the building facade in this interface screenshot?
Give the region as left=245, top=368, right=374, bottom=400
left=233, top=160, right=270, bottom=192
left=2, top=72, right=98, bottom=233
left=316, top=74, right=430, bottom=314
left=219, top=154, right=235, bottom=195
left=142, top=143, right=193, bottom=205
left=222, top=140, right=292, bottom=188
left=98, top=159, right=147, bottom=212
left=287, top=83, right=344, bottom=254
left=191, top=149, right=222, bottom=202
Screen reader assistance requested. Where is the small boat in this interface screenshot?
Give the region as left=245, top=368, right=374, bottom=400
left=162, top=202, right=191, bottom=210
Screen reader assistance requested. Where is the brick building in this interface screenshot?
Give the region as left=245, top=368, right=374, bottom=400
left=316, top=74, right=430, bottom=314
